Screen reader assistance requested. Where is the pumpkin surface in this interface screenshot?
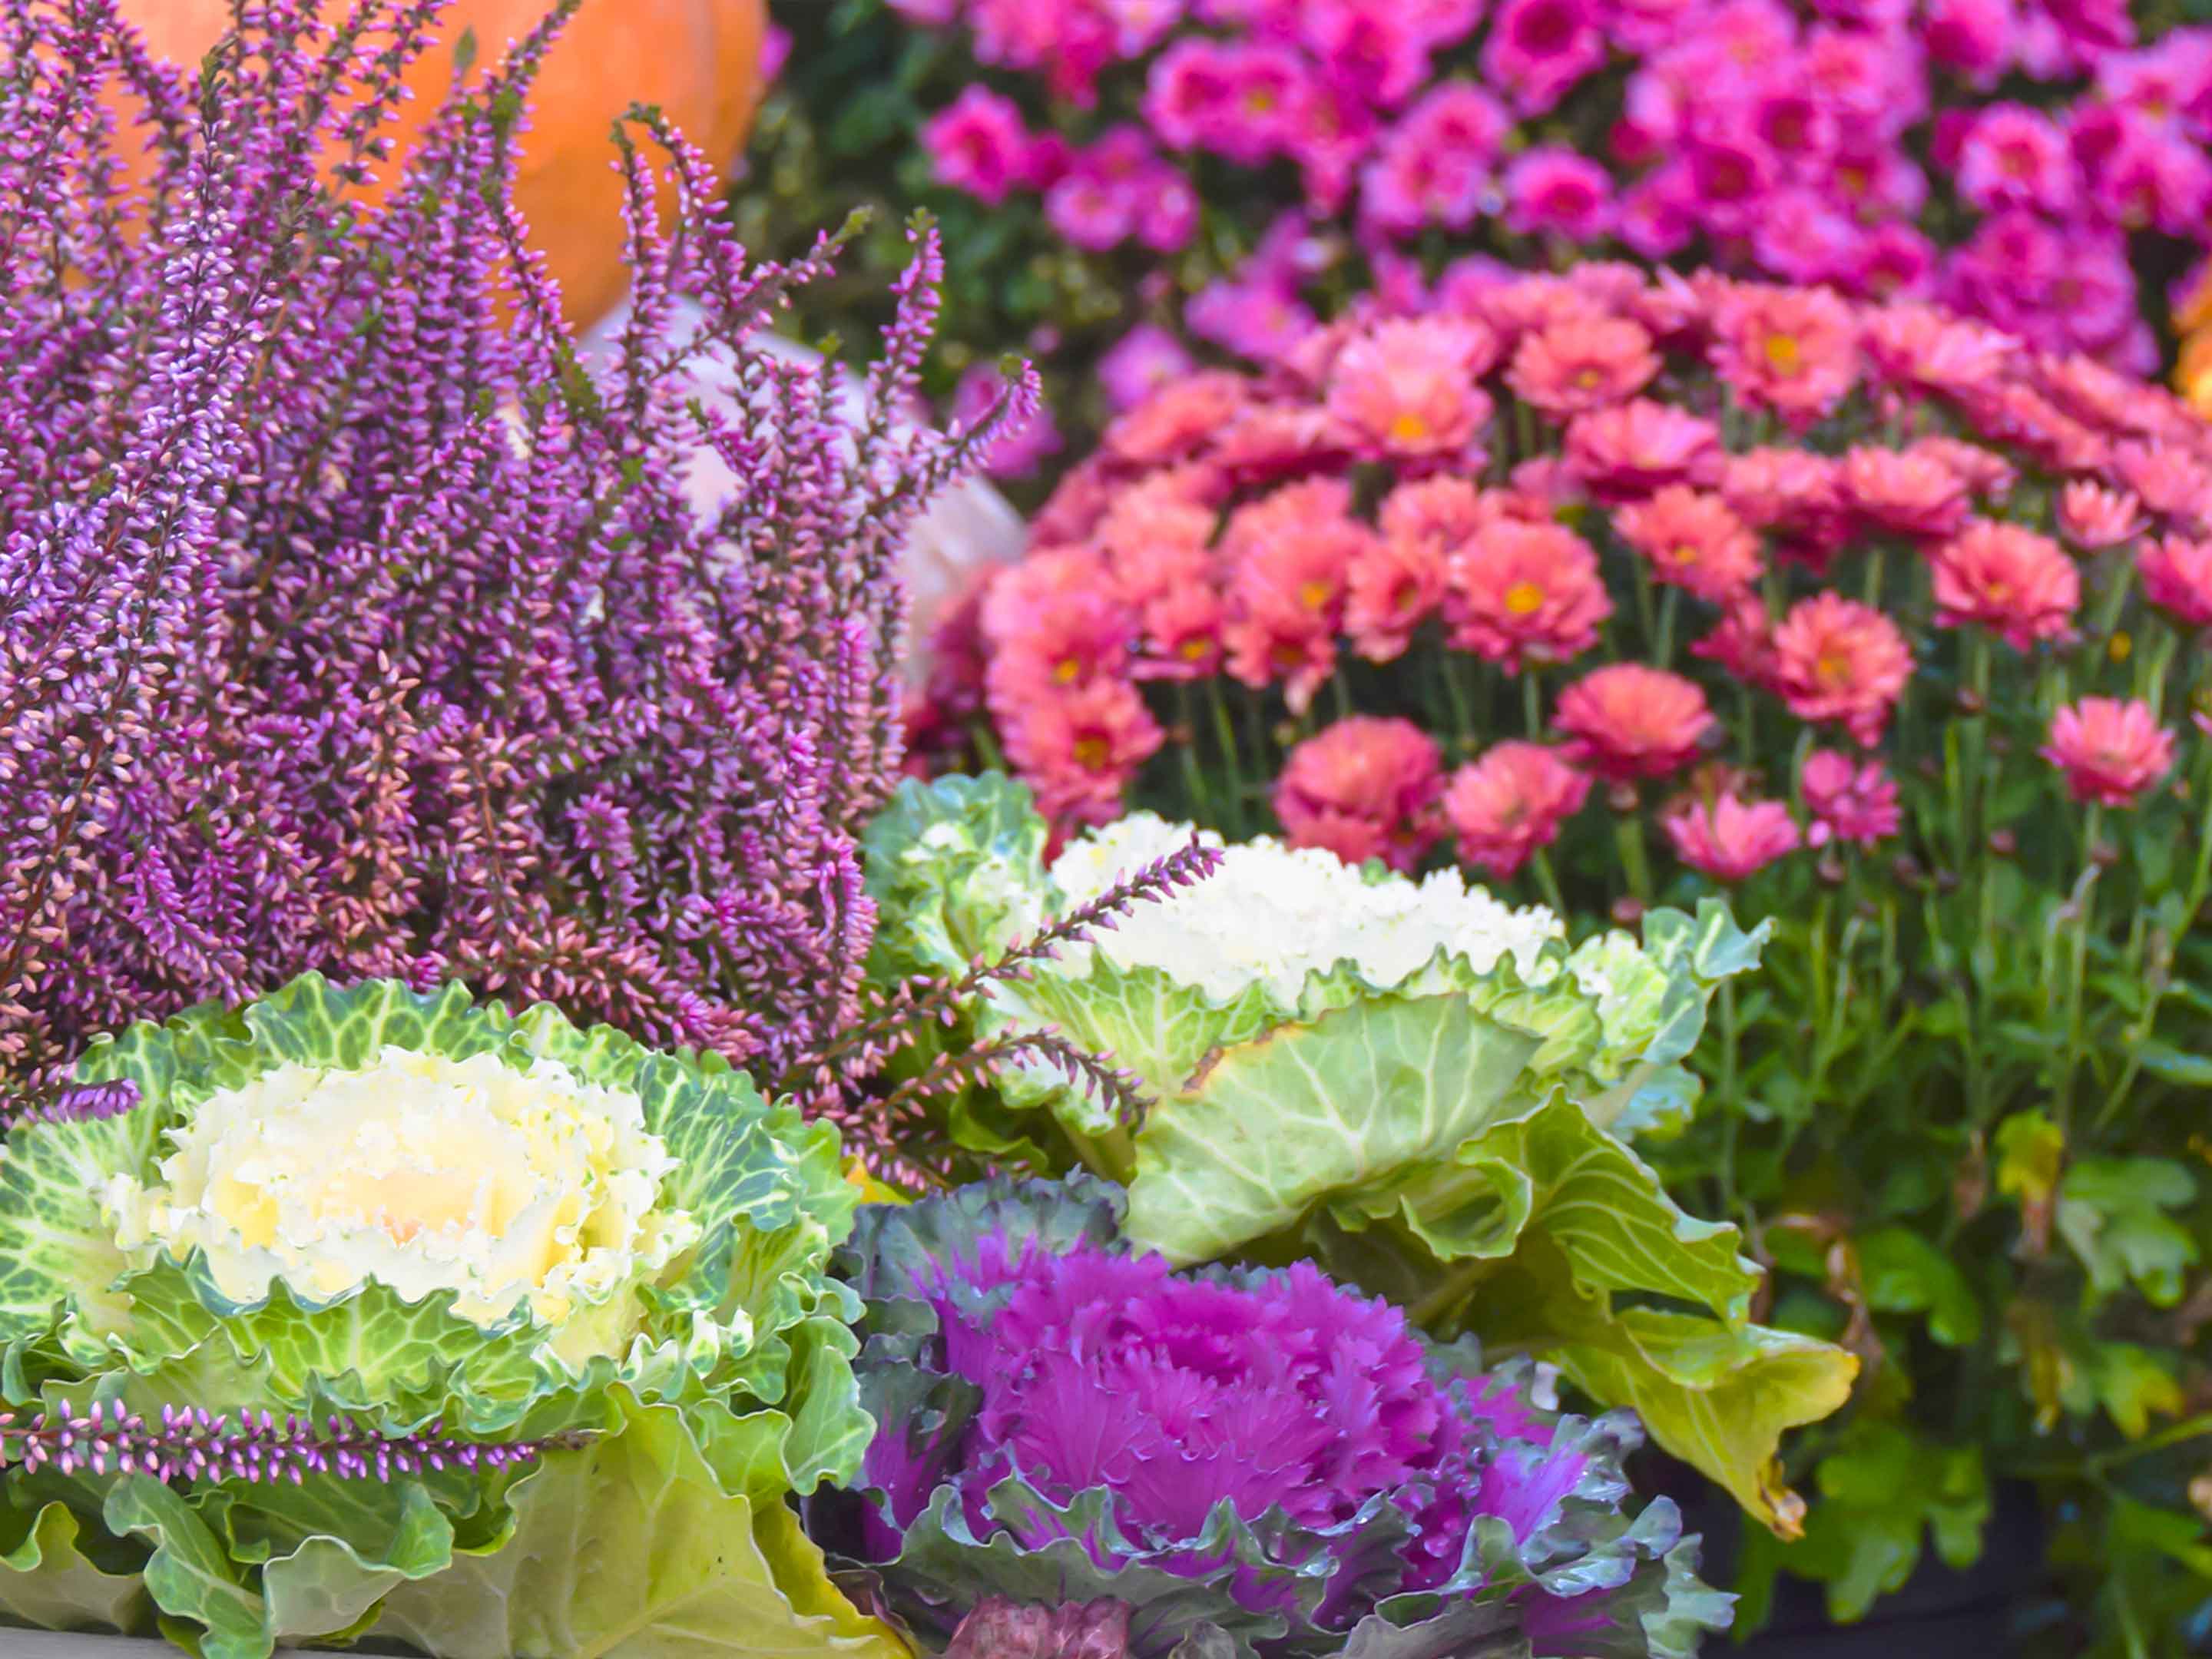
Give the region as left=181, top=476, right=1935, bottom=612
left=117, top=0, right=768, bottom=329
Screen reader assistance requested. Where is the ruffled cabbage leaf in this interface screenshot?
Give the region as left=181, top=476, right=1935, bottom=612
left=0, top=975, right=903, bottom=1658
left=862, top=776, right=1855, bottom=1536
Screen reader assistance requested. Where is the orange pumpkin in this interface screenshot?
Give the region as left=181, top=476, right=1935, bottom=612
left=116, top=0, right=769, bottom=330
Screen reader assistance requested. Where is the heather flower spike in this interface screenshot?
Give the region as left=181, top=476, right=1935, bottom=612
left=0, top=975, right=891, bottom=1657
left=860, top=776, right=1854, bottom=1538
left=823, top=1176, right=1734, bottom=1659
left=0, top=0, right=1034, bottom=1099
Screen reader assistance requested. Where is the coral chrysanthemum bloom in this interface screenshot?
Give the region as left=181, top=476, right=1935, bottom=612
left=1445, top=520, right=1613, bottom=671
left=1661, top=791, right=1803, bottom=880
left=1274, top=717, right=1445, bottom=871
left=1325, top=317, right=1498, bottom=461
left=1563, top=399, right=1724, bottom=500
left=2056, top=481, right=2144, bottom=551
left=1506, top=316, right=1661, bottom=415
left=1710, top=285, right=1859, bottom=422
left=2137, top=534, right=2212, bottom=627
left=2040, top=697, right=2177, bottom=806
left=1841, top=444, right=1970, bottom=539
left=1614, top=485, right=1765, bottom=603
left=1769, top=593, right=1914, bottom=744
left=1442, top=742, right=1592, bottom=877
left=1553, top=664, right=1715, bottom=780
left=1800, top=750, right=1902, bottom=848
left=1930, top=521, right=2080, bottom=650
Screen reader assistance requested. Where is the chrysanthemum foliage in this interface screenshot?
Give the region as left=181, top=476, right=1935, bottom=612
left=0, top=0, right=1034, bottom=1098
left=861, top=775, right=1855, bottom=1538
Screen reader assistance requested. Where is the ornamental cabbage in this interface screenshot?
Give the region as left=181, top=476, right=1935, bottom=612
left=823, top=1176, right=1732, bottom=1659
left=863, top=776, right=1856, bottom=1537
left=0, top=975, right=901, bottom=1659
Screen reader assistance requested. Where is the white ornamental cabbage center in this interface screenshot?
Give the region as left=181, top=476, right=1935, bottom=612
left=103, top=1046, right=698, bottom=1331
left=1045, top=813, right=1568, bottom=1005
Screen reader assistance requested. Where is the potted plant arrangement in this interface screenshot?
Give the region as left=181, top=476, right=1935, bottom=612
left=932, top=268, right=2212, bottom=1651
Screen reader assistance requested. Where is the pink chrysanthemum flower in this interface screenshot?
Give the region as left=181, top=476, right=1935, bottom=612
left=1445, top=521, right=1613, bottom=671
left=1801, top=750, right=1902, bottom=849
left=1325, top=318, right=1498, bottom=461
left=1442, top=742, right=1592, bottom=877
left=1710, top=285, right=1860, bottom=422
left=1841, top=444, right=1970, bottom=539
left=1002, top=677, right=1164, bottom=824
left=1346, top=531, right=1449, bottom=662
left=1562, top=399, right=1724, bottom=501
left=1929, top=521, right=2081, bottom=650
left=2137, top=535, right=2212, bottom=627
left=1554, top=664, right=1714, bottom=781
left=2041, top=697, right=2177, bottom=807
left=1106, top=373, right=1251, bottom=465
left=1274, top=717, right=1445, bottom=872
left=1769, top=594, right=1914, bottom=743
left=1506, top=316, right=1661, bottom=416
left=1613, top=485, right=1765, bottom=604
left=1137, top=581, right=1229, bottom=680
left=1663, top=791, right=1803, bottom=881
left=2057, top=482, right=2146, bottom=551
left=1693, top=598, right=1780, bottom=690
left=1379, top=475, right=1491, bottom=551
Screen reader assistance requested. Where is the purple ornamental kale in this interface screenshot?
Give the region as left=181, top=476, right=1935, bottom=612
left=0, top=0, right=1035, bottom=1094
left=829, top=1177, right=1730, bottom=1659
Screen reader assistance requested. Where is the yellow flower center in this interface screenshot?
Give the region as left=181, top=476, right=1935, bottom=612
left=1074, top=735, right=1111, bottom=771
left=1391, top=411, right=1432, bottom=444
left=1763, top=332, right=1802, bottom=375
left=2110, top=631, right=2133, bottom=664
left=1300, top=579, right=1335, bottom=611
left=1505, top=581, right=1546, bottom=616
left=1673, top=543, right=1700, bottom=565
left=1053, top=656, right=1082, bottom=684
left=1180, top=636, right=1212, bottom=661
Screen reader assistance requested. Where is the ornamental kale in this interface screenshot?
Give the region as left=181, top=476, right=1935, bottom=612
left=862, top=775, right=1854, bottom=1540
left=0, top=974, right=896, bottom=1657
left=0, top=0, right=1034, bottom=1098
left=824, top=1176, right=1733, bottom=1659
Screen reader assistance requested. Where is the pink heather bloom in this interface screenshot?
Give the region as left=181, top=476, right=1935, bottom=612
left=1554, top=664, right=1715, bottom=780
left=2057, top=481, right=2145, bottom=550
left=1443, top=742, right=1593, bottom=877
left=922, top=87, right=1039, bottom=206
left=2041, top=697, right=2177, bottom=807
left=1324, top=318, right=1498, bottom=461
left=1274, top=717, right=1446, bottom=871
left=1506, top=316, right=1661, bottom=415
left=1930, top=521, right=2081, bottom=650
left=1710, top=285, right=1861, bottom=422
left=1098, top=324, right=1199, bottom=413
left=1614, top=486, right=1765, bottom=604
left=1800, top=750, right=1902, bottom=848
left=1563, top=399, right=1724, bottom=501
left=1482, top=0, right=1606, bottom=114
left=1840, top=444, right=1970, bottom=539
left=1502, top=147, right=1612, bottom=240
left=1769, top=593, right=1914, bottom=743
left=1663, top=792, right=1803, bottom=881
left=953, top=364, right=1063, bottom=478
left=1446, top=520, right=1613, bottom=671
left=2138, top=534, right=2212, bottom=625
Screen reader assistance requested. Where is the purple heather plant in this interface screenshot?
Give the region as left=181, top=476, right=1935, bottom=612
left=0, top=0, right=1037, bottom=1098
left=826, top=1177, right=1730, bottom=1659
left=0, top=1399, right=557, bottom=1487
